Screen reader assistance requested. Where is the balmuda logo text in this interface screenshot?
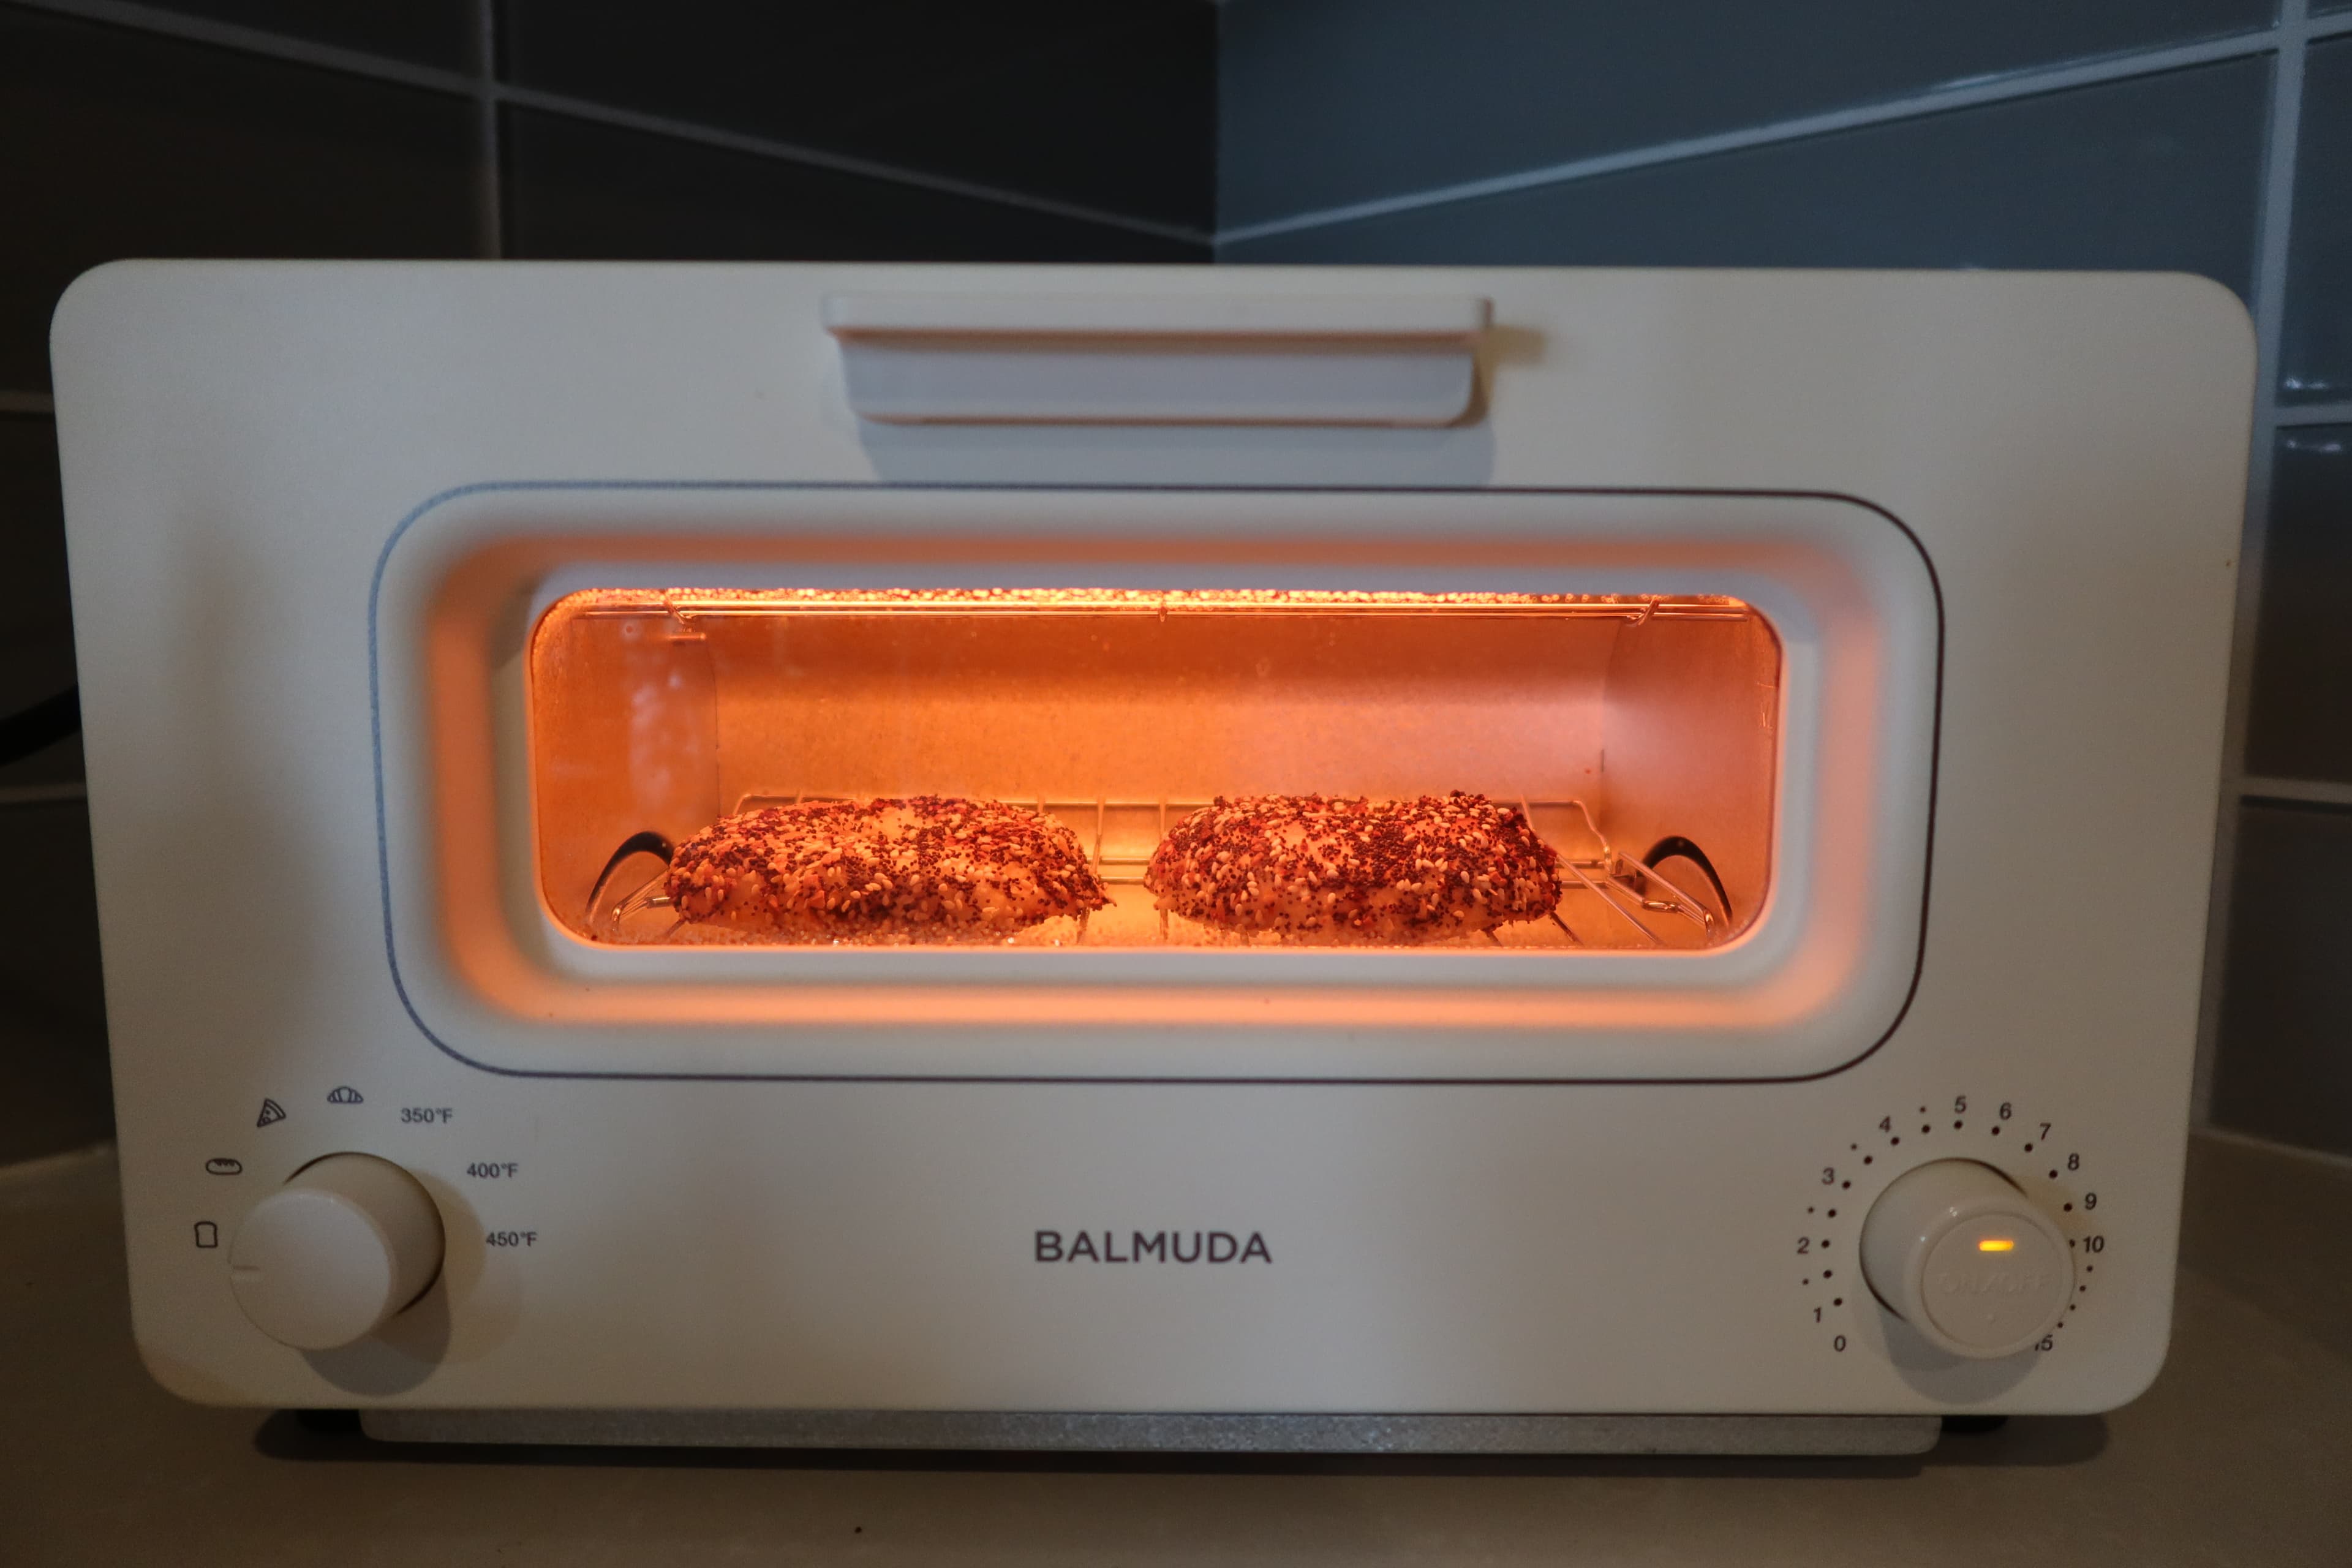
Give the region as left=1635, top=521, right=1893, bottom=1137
left=1035, top=1230, right=1272, bottom=1264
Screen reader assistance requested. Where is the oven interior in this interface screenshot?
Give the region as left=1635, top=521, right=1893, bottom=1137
left=527, top=589, right=1782, bottom=952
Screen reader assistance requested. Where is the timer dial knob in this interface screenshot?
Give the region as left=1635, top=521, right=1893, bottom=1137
left=1860, top=1159, right=2072, bottom=1359
left=230, top=1154, right=445, bottom=1351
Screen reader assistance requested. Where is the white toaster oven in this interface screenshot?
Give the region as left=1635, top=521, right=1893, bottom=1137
left=51, top=262, right=2252, bottom=1453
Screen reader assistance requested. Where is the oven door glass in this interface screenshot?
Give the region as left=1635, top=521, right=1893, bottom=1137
left=528, top=588, right=1780, bottom=954
left=374, top=484, right=1934, bottom=1080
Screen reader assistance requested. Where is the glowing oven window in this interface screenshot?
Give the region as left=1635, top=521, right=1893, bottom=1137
left=527, top=589, right=1781, bottom=951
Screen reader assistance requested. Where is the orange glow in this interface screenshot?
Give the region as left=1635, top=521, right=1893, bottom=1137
left=397, top=519, right=1934, bottom=1038
left=1977, top=1238, right=2017, bottom=1253
left=522, top=584, right=1782, bottom=954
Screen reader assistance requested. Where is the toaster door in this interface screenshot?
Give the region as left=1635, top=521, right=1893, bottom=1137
left=373, top=483, right=1937, bottom=1082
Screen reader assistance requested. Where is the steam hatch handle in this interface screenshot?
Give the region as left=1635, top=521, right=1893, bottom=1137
left=820, top=293, right=1493, bottom=428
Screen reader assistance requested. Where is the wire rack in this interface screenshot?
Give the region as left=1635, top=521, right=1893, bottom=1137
left=590, top=793, right=1727, bottom=949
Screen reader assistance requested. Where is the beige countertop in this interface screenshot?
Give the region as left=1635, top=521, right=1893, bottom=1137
left=5, top=1131, right=2348, bottom=1567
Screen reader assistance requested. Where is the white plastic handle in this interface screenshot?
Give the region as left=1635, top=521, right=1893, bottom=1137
left=821, top=293, right=1493, bottom=427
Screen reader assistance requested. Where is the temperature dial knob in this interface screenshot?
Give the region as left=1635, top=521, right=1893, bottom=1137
left=230, top=1154, right=445, bottom=1351
left=1860, top=1159, right=2071, bottom=1359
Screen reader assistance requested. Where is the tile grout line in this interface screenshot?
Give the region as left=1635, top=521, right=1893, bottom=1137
left=1, top=0, right=1209, bottom=247
left=1216, top=26, right=2305, bottom=246
left=486, top=80, right=1211, bottom=243
left=2192, top=1121, right=2352, bottom=1174
left=7, top=0, right=486, bottom=94
left=2194, top=0, right=2314, bottom=1128
left=0, top=1139, right=115, bottom=1185
left=0, top=782, right=88, bottom=809
left=2241, top=775, right=2352, bottom=807
left=12, top=0, right=2340, bottom=252
left=1218, top=10, right=2352, bottom=244
left=472, top=0, right=502, bottom=260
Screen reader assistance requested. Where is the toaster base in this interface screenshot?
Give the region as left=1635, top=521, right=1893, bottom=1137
left=356, top=1409, right=1944, bottom=1457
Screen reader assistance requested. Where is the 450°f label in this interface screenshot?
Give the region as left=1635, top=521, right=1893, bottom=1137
left=484, top=1229, right=537, bottom=1248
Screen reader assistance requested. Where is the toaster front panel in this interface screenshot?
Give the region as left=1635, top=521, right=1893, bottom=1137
left=50, top=262, right=2250, bottom=1415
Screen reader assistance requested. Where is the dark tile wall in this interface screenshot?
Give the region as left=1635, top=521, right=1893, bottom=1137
left=130, top=0, right=475, bottom=69
left=0, top=418, right=74, bottom=727
left=2223, top=427, right=2352, bottom=1157
left=2280, top=37, right=2352, bottom=403
left=0, top=415, right=104, bottom=1167
left=0, top=801, right=112, bottom=1166
left=2246, top=428, right=2352, bottom=780
left=2212, top=799, right=2352, bottom=1157
left=505, top=110, right=1197, bottom=263
left=1219, top=0, right=2277, bottom=228
left=0, top=0, right=1213, bottom=1164
left=0, top=410, right=85, bottom=802
left=501, top=1, right=1216, bottom=230
left=0, top=7, right=480, bottom=392
left=1, top=2, right=1215, bottom=393
left=1225, top=60, right=2269, bottom=298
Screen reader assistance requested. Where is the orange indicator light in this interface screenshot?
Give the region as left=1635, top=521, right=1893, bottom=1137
left=1977, top=1238, right=2017, bottom=1253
